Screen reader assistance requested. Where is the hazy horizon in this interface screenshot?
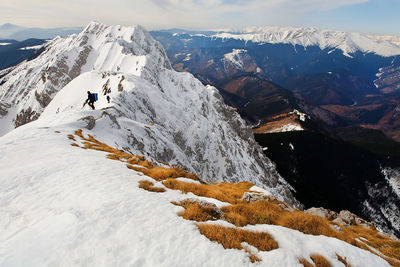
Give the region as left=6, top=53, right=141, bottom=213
left=1, top=0, right=399, bottom=36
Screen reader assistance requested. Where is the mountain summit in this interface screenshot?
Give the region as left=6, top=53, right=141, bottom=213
left=1, top=22, right=399, bottom=266
left=0, top=21, right=297, bottom=204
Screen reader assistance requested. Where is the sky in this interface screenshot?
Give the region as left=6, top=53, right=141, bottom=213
left=0, top=0, right=399, bottom=35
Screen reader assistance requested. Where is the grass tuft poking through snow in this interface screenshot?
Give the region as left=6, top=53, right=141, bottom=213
left=298, top=258, right=314, bottom=267
left=336, top=254, right=353, bottom=267
left=222, top=199, right=284, bottom=226
left=172, top=200, right=221, bottom=222
left=67, top=134, right=76, bottom=141
left=298, top=255, right=332, bottom=267
left=244, top=247, right=262, bottom=263
left=310, top=254, right=332, bottom=267
left=196, top=224, right=278, bottom=262
left=280, top=211, right=336, bottom=236
left=176, top=195, right=400, bottom=265
left=138, top=180, right=166, bottom=193
left=128, top=165, right=198, bottom=181
left=71, top=129, right=199, bottom=181
left=163, top=179, right=253, bottom=204
left=68, top=129, right=400, bottom=265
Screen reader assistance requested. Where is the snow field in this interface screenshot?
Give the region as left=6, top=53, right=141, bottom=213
left=0, top=21, right=396, bottom=266
left=0, top=123, right=393, bottom=266
left=0, top=125, right=252, bottom=266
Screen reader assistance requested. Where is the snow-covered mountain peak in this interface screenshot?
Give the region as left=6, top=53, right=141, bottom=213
left=74, top=21, right=171, bottom=75
left=0, top=22, right=299, bottom=206
left=0, top=21, right=170, bottom=135
left=212, top=26, right=400, bottom=57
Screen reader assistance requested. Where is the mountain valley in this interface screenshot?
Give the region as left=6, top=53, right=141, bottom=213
left=1, top=22, right=400, bottom=266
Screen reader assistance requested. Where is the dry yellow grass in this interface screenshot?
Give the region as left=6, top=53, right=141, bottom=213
left=74, top=129, right=84, bottom=138
left=349, top=226, right=400, bottom=260
left=243, top=247, right=262, bottom=263
left=138, top=180, right=165, bottom=193
left=137, top=160, right=154, bottom=168
left=179, top=194, right=399, bottom=264
left=163, top=179, right=253, bottom=204
left=126, top=155, right=145, bottom=165
left=222, top=199, right=335, bottom=238
left=197, top=224, right=278, bottom=262
left=127, top=165, right=198, bottom=181
left=310, top=254, right=331, bottom=267
left=68, top=129, right=400, bottom=265
left=70, top=129, right=199, bottom=182
left=336, top=254, right=352, bottom=267
left=106, top=154, right=122, bottom=161
left=172, top=200, right=221, bottom=222
left=299, top=258, right=314, bottom=267
left=222, top=200, right=283, bottom=226
left=280, top=211, right=337, bottom=237
left=335, top=226, right=400, bottom=265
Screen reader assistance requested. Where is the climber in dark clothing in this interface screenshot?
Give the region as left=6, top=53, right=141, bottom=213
left=106, top=95, right=111, bottom=103
left=84, top=91, right=95, bottom=110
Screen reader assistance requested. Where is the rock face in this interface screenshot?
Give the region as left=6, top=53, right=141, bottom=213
left=0, top=22, right=300, bottom=207
left=375, top=59, right=400, bottom=94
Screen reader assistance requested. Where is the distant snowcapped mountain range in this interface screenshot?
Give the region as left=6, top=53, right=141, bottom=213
left=2, top=22, right=400, bottom=57
left=0, top=23, right=82, bottom=41
left=169, top=26, right=400, bottom=57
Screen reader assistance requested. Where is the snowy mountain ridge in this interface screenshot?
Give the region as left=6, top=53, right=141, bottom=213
left=0, top=21, right=298, bottom=205
left=207, top=26, right=400, bottom=57
left=0, top=21, right=169, bottom=136
left=1, top=22, right=399, bottom=266
left=0, top=120, right=394, bottom=266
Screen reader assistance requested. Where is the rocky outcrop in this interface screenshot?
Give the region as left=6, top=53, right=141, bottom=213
left=24, top=22, right=301, bottom=207
left=305, top=207, right=376, bottom=229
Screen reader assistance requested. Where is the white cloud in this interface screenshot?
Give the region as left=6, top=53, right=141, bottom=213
left=0, top=0, right=370, bottom=29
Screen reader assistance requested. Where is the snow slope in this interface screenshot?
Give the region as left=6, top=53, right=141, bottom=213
left=0, top=122, right=391, bottom=267
left=212, top=26, right=400, bottom=57
left=223, top=49, right=247, bottom=70
left=0, top=22, right=297, bottom=205
left=0, top=21, right=169, bottom=136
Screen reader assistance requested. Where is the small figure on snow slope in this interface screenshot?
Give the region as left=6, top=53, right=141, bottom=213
left=83, top=91, right=96, bottom=110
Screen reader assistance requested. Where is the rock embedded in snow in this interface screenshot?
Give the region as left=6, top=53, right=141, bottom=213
left=305, top=207, right=376, bottom=229
left=241, top=191, right=275, bottom=203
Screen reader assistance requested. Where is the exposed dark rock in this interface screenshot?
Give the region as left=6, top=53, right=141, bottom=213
left=14, top=107, right=39, bottom=128
left=79, top=116, right=96, bottom=130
